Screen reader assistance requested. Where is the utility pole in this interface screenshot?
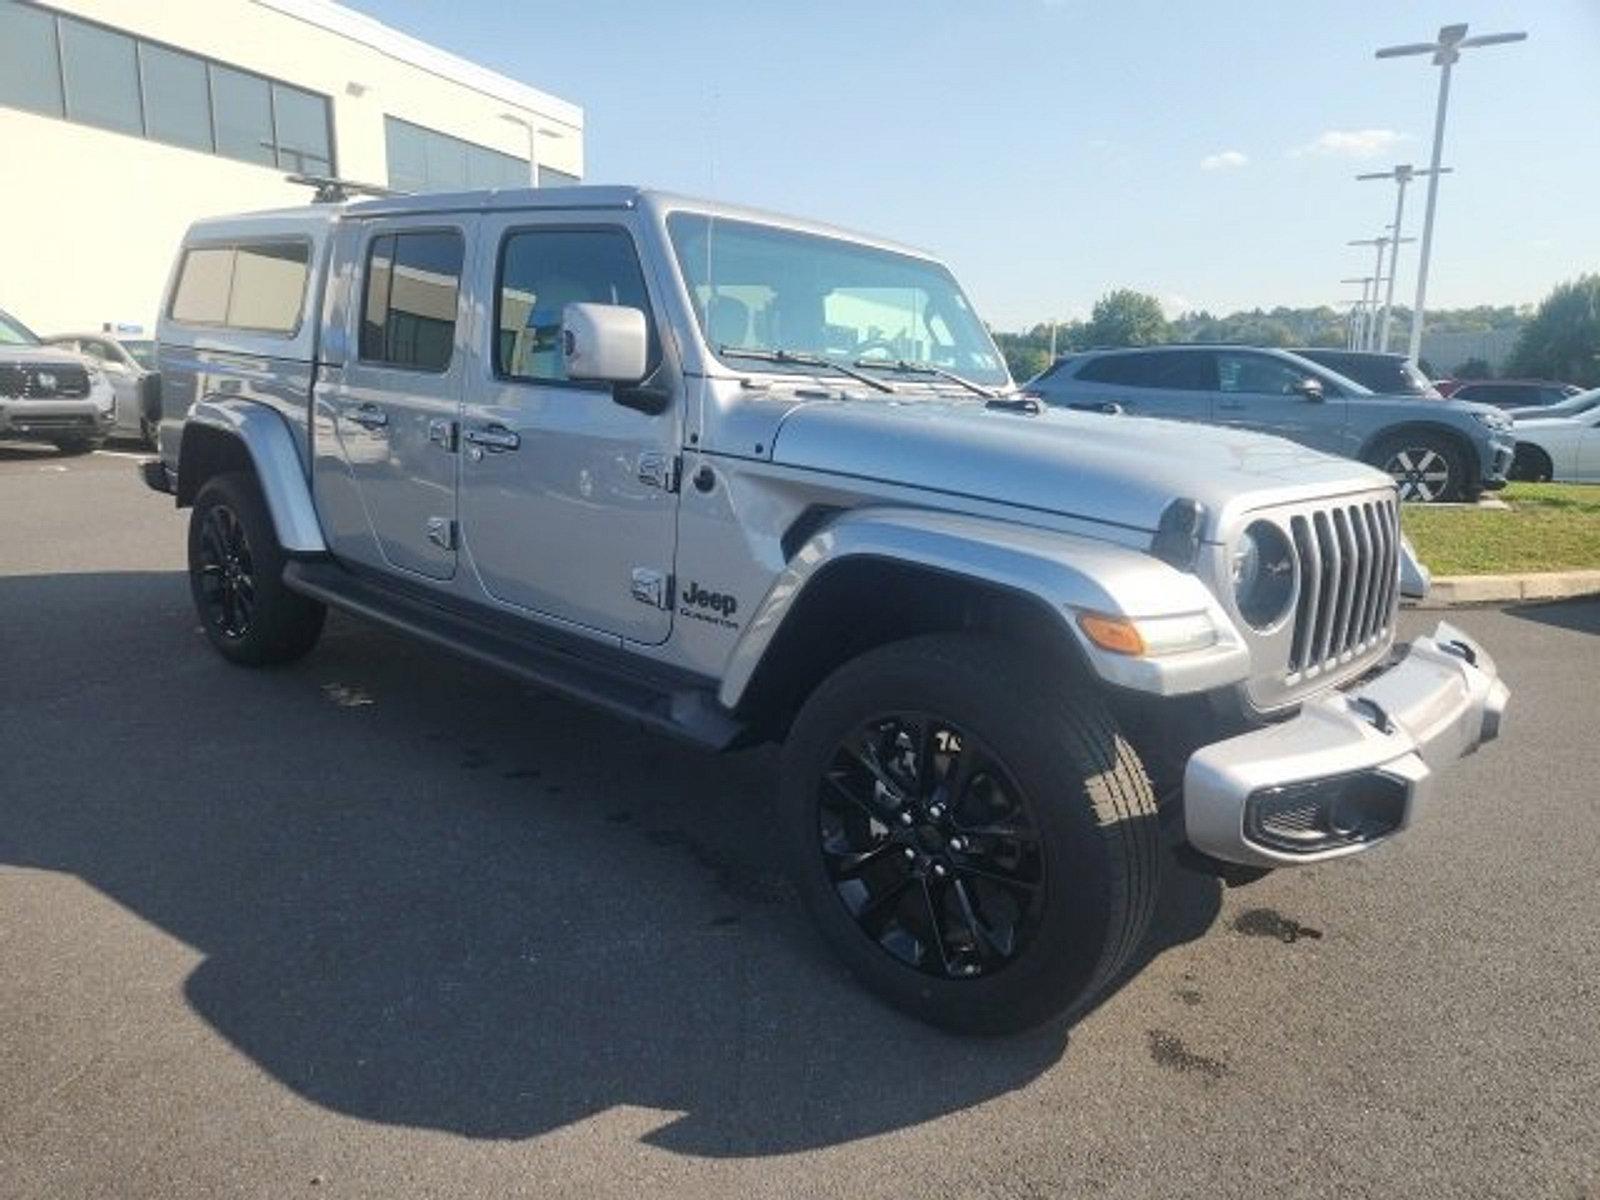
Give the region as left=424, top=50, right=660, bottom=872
left=1356, top=164, right=1450, bottom=352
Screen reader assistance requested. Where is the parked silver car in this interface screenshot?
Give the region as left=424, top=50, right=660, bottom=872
left=43, top=332, right=160, bottom=448
left=0, top=307, right=116, bottom=454
left=144, top=188, right=1508, bottom=1032
left=1027, top=345, right=1515, bottom=502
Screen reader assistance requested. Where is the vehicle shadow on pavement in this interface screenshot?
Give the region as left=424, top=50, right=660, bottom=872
left=1504, top=596, right=1600, bottom=637
left=0, top=569, right=1222, bottom=1156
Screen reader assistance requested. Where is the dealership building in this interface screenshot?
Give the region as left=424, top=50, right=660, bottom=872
left=0, top=0, right=584, bottom=334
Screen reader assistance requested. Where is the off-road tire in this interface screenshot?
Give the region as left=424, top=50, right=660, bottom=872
left=188, top=471, right=325, bottom=666
left=779, top=634, right=1160, bottom=1033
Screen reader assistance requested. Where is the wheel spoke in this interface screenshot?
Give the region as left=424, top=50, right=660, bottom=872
left=918, top=879, right=955, bottom=975
left=953, top=877, right=1015, bottom=960
left=854, top=874, right=914, bottom=940
left=823, top=840, right=896, bottom=880
left=955, top=860, right=1041, bottom=895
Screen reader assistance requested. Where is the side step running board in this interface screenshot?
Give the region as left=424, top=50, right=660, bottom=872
left=282, top=560, right=746, bottom=751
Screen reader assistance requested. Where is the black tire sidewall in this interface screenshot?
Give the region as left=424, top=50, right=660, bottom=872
left=187, top=472, right=323, bottom=665
left=779, top=634, right=1151, bottom=1033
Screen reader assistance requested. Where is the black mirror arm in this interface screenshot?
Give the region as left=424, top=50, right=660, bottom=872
left=614, top=363, right=672, bottom=416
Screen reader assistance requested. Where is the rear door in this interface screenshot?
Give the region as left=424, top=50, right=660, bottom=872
left=312, top=217, right=473, bottom=582
left=1066, top=351, right=1215, bottom=420
left=1210, top=349, right=1347, bottom=453
left=457, top=215, right=680, bottom=644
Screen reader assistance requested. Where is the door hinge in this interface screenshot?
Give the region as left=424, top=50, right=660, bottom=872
left=630, top=568, right=672, bottom=610
left=638, top=451, right=680, bottom=493
left=428, top=418, right=458, bottom=452
left=426, top=517, right=457, bottom=550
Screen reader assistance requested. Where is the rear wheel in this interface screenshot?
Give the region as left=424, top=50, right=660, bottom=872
left=188, top=471, right=325, bottom=666
left=1367, top=431, right=1469, bottom=503
left=141, top=418, right=161, bottom=451
left=780, top=634, right=1159, bottom=1033
left=53, top=437, right=96, bottom=456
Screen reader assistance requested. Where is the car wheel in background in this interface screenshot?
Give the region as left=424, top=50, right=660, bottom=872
left=1366, top=432, right=1469, bottom=503
left=52, top=438, right=96, bottom=456
left=140, top=418, right=161, bottom=451
left=1510, top=443, right=1553, bottom=484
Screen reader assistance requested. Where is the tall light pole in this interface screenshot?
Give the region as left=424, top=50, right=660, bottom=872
left=1356, top=164, right=1451, bottom=352
left=1376, top=23, right=1526, bottom=362
left=1342, top=277, right=1376, bottom=349
left=1349, top=234, right=1415, bottom=349
left=498, top=113, right=567, bottom=187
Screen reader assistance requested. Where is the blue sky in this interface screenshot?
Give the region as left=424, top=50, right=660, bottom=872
left=346, top=0, right=1599, bottom=331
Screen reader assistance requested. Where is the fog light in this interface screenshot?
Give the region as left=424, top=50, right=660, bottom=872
left=1245, top=773, right=1408, bottom=854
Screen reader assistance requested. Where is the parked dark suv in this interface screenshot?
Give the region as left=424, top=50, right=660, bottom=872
left=1290, top=348, right=1439, bottom=397
left=1027, top=345, right=1515, bottom=502
left=1436, top=379, right=1581, bottom=411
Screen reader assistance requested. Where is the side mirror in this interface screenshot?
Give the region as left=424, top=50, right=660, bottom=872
left=1294, top=377, right=1325, bottom=402
left=562, top=303, right=648, bottom=385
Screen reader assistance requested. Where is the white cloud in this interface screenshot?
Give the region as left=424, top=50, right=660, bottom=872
left=1293, top=129, right=1409, bottom=159
left=1200, top=150, right=1248, bottom=171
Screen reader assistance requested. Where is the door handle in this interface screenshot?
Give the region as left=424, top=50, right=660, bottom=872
left=463, top=425, right=520, bottom=452
left=345, top=403, right=389, bottom=429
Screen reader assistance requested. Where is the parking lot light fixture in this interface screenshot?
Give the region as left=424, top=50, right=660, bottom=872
left=1342, top=276, right=1377, bottom=350
left=1349, top=235, right=1415, bottom=350
left=1376, top=23, right=1528, bottom=362
left=1357, top=164, right=1452, bottom=352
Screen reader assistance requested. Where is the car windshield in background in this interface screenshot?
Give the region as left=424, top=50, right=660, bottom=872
left=666, top=212, right=1009, bottom=388
left=123, top=339, right=157, bottom=369
left=0, top=310, right=40, bottom=346
left=1518, top=388, right=1600, bottom=420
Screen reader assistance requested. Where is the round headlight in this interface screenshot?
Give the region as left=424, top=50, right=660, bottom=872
left=1231, top=520, right=1296, bottom=631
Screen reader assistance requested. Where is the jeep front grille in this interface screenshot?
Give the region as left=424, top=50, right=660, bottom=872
left=1286, top=497, right=1399, bottom=678
left=0, top=362, right=91, bottom=399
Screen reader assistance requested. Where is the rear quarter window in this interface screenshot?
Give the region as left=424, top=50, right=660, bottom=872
left=168, top=240, right=311, bottom=334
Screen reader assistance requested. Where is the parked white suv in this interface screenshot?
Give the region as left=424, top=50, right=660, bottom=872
left=0, top=308, right=116, bottom=454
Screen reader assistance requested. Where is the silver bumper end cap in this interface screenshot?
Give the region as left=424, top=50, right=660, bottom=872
left=1183, top=621, right=1508, bottom=869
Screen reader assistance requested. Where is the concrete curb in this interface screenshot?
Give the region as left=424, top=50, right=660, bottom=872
left=1411, top=569, right=1600, bottom=608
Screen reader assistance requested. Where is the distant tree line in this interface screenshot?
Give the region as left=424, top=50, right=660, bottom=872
left=991, top=287, right=1548, bottom=383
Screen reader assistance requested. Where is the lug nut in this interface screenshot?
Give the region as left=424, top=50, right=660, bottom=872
left=899, top=811, right=914, bottom=826
left=928, top=804, right=945, bottom=820
left=903, top=847, right=916, bottom=861
left=948, top=836, right=967, bottom=852
left=931, top=863, right=948, bottom=878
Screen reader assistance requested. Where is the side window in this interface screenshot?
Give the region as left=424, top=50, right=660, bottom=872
left=359, top=231, right=465, bottom=372
left=495, top=228, right=655, bottom=383
left=1217, top=352, right=1310, bottom=396
left=169, top=247, right=236, bottom=325
left=1077, top=354, right=1150, bottom=386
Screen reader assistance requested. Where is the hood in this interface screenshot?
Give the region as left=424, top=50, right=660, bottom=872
left=769, top=399, right=1392, bottom=537
left=0, top=345, right=94, bottom=366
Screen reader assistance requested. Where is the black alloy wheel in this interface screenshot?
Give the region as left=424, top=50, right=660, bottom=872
left=195, top=501, right=257, bottom=640
left=818, top=713, right=1047, bottom=980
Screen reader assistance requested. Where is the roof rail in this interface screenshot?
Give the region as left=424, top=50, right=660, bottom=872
left=285, top=173, right=404, bottom=204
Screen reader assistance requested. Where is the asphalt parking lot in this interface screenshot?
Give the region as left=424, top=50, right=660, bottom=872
left=2, top=443, right=1597, bottom=1199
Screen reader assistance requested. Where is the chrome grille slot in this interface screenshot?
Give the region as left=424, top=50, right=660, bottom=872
left=1284, top=496, right=1399, bottom=680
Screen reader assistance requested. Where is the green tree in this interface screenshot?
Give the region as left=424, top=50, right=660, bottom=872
left=1082, top=289, right=1169, bottom=348
left=1452, top=356, right=1493, bottom=379
left=1506, top=275, right=1600, bottom=387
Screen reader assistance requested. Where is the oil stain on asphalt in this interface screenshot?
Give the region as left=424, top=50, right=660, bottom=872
left=1232, top=907, right=1324, bottom=944
left=1147, top=1030, right=1229, bottom=1081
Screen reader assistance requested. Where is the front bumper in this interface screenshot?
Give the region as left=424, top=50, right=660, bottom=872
left=1184, top=622, right=1508, bottom=868
left=0, top=400, right=115, bottom=442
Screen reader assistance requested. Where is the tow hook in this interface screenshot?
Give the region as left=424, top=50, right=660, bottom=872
left=1348, top=696, right=1394, bottom=734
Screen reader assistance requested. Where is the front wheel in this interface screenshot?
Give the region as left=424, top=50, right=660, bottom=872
left=53, top=437, right=97, bottom=456
left=188, top=472, right=325, bottom=666
left=779, top=634, right=1160, bottom=1033
left=1367, top=431, right=1470, bottom=503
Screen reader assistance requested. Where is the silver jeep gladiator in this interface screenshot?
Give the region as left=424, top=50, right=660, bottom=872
left=143, top=186, right=1508, bottom=1032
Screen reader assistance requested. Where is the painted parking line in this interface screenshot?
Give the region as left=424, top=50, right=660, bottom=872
left=92, top=449, right=157, bottom=461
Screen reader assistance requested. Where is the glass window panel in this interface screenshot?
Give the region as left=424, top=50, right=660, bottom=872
left=360, top=235, right=394, bottom=361
left=226, top=242, right=309, bottom=333
left=0, top=1, right=64, bottom=117
left=271, top=82, right=330, bottom=174
left=384, top=120, right=428, bottom=193
left=537, top=165, right=580, bottom=188
left=1218, top=352, right=1310, bottom=395
left=362, top=232, right=462, bottom=371
left=211, top=64, right=274, bottom=165
left=170, top=247, right=234, bottom=325
left=59, top=17, right=141, bottom=134
left=139, top=43, right=212, bottom=152
left=497, top=229, right=653, bottom=382
left=422, top=130, right=468, bottom=191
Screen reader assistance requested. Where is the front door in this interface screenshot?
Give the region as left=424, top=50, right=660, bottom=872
left=458, top=217, right=680, bottom=644
left=1209, top=350, right=1348, bottom=454
left=313, top=218, right=473, bottom=581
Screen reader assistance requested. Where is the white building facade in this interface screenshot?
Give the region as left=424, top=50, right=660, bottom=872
left=0, top=0, right=583, bottom=333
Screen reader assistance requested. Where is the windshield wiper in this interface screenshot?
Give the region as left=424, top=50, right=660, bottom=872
left=852, top=358, right=998, bottom=398
left=718, top=346, right=895, bottom=394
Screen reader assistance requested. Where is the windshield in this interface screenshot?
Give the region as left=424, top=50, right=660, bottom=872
left=667, top=212, right=1009, bottom=388
left=1522, top=388, right=1600, bottom=420
left=0, top=309, right=40, bottom=346
left=123, top=339, right=157, bottom=369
